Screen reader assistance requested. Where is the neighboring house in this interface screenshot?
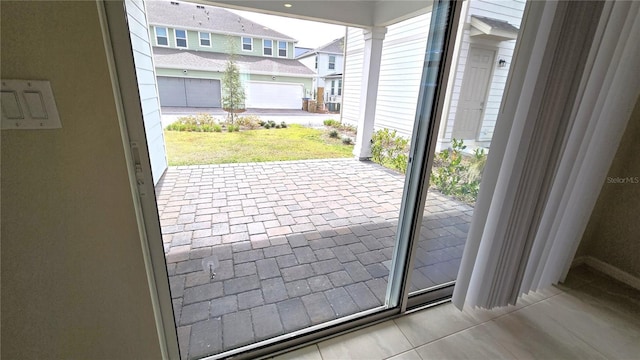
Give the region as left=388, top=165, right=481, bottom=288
left=297, top=38, right=345, bottom=106
left=146, top=0, right=314, bottom=109
left=341, top=0, right=525, bottom=150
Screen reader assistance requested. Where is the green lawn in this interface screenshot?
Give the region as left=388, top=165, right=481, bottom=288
left=164, top=124, right=354, bottom=165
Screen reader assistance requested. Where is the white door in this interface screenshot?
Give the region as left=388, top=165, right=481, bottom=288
left=452, top=47, right=495, bottom=140
left=246, top=82, right=303, bottom=109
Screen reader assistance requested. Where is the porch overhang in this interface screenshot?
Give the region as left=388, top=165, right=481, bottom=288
left=207, top=0, right=433, bottom=28
left=469, top=15, right=519, bottom=41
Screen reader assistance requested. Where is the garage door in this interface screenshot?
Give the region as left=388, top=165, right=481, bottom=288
left=157, top=77, right=221, bottom=108
left=246, top=82, right=303, bottom=109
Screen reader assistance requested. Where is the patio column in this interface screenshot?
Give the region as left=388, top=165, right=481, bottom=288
left=353, top=26, right=387, bottom=160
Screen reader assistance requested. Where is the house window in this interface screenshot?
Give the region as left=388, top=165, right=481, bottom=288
left=330, top=79, right=342, bottom=96
left=328, top=55, right=336, bottom=70
left=199, top=32, right=211, bottom=47
left=175, top=29, right=187, bottom=48
left=314, top=56, right=318, bottom=69
left=278, top=41, right=287, bottom=57
left=242, top=37, right=252, bottom=51
left=155, top=27, right=168, bottom=46
left=263, top=39, right=273, bottom=56
left=337, top=79, right=342, bottom=95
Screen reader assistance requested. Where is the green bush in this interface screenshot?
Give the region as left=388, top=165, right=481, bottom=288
left=165, top=114, right=219, bottom=132
left=212, top=124, right=222, bottom=132
left=226, top=124, right=240, bottom=132
left=342, top=136, right=353, bottom=145
left=371, top=128, right=409, bottom=174
left=324, top=119, right=340, bottom=127
left=329, top=130, right=339, bottom=138
left=430, top=139, right=486, bottom=204
left=280, top=121, right=287, bottom=128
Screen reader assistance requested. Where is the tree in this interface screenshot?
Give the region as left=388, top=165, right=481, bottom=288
left=222, top=53, right=245, bottom=124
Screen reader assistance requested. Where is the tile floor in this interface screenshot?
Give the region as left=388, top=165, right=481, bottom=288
left=156, top=159, right=474, bottom=359
left=272, top=265, right=640, bottom=360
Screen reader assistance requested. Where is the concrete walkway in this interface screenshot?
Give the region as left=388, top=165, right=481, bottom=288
left=155, top=159, right=473, bottom=359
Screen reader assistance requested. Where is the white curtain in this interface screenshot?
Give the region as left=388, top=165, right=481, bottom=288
left=452, top=0, right=640, bottom=309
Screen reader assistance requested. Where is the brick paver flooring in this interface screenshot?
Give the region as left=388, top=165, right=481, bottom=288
left=156, top=159, right=473, bottom=359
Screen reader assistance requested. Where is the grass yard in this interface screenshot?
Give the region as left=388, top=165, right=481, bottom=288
left=164, top=124, right=354, bottom=165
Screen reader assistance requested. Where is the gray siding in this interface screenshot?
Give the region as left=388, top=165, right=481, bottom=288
left=127, top=0, right=167, bottom=184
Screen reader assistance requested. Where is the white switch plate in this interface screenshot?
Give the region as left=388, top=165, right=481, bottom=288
left=1, top=79, right=62, bottom=130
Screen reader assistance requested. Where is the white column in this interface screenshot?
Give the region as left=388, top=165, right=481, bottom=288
left=353, top=26, right=387, bottom=160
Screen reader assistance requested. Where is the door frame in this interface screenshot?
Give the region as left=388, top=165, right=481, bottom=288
left=99, top=0, right=463, bottom=358
left=452, top=44, right=497, bottom=141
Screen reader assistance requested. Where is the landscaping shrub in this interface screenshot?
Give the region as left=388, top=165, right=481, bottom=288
left=371, top=128, right=409, bottom=174
left=329, top=130, right=339, bottom=138
left=280, top=121, right=287, bottom=128
left=165, top=114, right=219, bottom=132
left=226, top=124, right=240, bottom=132
left=342, top=136, right=353, bottom=145
left=324, top=119, right=340, bottom=127
left=212, top=124, right=222, bottom=132
left=235, top=115, right=261, bottom=129
left=430, top=139, right=487, bottom=204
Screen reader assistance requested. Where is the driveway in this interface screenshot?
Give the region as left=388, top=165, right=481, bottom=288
left=161, top=107, right=340, bottom=128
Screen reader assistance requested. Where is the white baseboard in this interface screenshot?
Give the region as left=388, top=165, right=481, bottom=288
left=572, top=256, right=640, bottom=291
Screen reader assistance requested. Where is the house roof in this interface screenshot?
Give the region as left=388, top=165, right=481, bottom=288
left=146, top=0, right=297, bottom=42
left=297, top=37, right=344, bottom=58
left=153, top=47, right=315, bottom=77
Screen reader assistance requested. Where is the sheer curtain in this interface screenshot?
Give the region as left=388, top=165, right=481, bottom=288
left=453, top=0, right=640, bottom=309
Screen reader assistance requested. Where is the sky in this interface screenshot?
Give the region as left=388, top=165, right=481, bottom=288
left=228, top=9, right=346, bottom=49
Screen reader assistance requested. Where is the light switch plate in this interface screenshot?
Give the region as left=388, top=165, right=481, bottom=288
left=1, top=79, right=62, bottom=130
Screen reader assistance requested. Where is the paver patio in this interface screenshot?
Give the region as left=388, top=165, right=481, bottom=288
left=155, top=159, right=473, bottom=359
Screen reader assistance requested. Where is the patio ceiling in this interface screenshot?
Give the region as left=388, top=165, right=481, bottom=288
left=206, top=0, right=433, bottom=28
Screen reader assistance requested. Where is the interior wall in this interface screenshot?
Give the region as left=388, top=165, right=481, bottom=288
left=1, top=2, right=161, bottom=358
left=577, top=95, right=640, bottom=278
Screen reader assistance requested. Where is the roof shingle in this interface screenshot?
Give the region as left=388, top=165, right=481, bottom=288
left=146, top=1, right=297, bottom=41
left=153, top=47, right=315, bottom=76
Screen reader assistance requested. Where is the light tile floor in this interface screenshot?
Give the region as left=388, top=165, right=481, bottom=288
left=273, top=265, right=640, bottom=360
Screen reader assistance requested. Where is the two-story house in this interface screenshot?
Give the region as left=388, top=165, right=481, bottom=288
left=147, top=0, right=314, bottom=109
left=297, top=38, right=345, bottom=108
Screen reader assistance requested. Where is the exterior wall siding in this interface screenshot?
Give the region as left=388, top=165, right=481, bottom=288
left=151, top=26, right=294, bottom=58
left=441, top=0, right=526, bottom=145
left=341, top=27, right=365, bottom=127
left=341, top=0, right=525, bottom=147
left=129, top=0, right=167, bottom=185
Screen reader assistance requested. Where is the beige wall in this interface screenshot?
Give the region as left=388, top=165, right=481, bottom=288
left=577, top=96, right=640, bottom=278
left=1, top=2, right=161, bottom=358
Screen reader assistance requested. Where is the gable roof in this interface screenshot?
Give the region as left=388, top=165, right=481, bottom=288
left=153, top=47, right=315, bottom=77
left=297, top=37, right=344, bottom=58
left=146, top=1, right=296, bottom=42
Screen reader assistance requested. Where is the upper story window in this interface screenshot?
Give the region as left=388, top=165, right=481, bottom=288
left=314, top=56, right=318, bottom=69
left=328, top=55, right=336, bottom=70
left=263, top=40, right=273, bottom=56
left=175, top=29, right=187, bottom=48
left=199, top=32, right=211, bottom=47
left=155, top=27, right=168, bottom=46
left=242, top=37, right=253, bottom=51
left=278, top=41, right=287, bottom=57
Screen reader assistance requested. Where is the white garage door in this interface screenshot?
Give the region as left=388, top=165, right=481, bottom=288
left=246, top=82, right=303, bottom=109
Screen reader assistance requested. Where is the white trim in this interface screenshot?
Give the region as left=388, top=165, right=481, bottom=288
left=246, top=80, right=305, bottom=87
left=263, top=39, right=273, bottom=56
left=148, top=22, right=296, bottom=43
left=154, top=26, right=169, bottom=47
left=198, top=31, right=211, bottom=47
left=277, top=40, right=288, bottom=58
left=174, top=28, right=188, bottom=48
left=572, top=256, right=640, bottom=291
left=97, top=1, right=176, bottom=358
left=241, top=36, right=253, bottom=52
